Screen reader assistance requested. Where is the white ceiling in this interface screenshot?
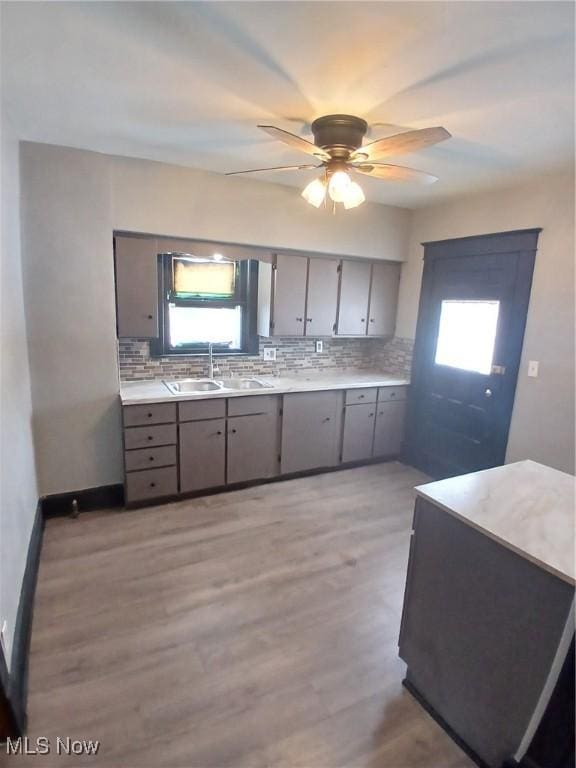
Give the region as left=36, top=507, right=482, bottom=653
left=2, top=1, right=574, bottom=208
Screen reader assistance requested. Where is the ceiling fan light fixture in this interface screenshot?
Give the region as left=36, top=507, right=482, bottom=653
left=327, top=170, right=352, bottom=203
left=343, top=181, right=366, bottom=210
left=301, top=177, right=326, bottom=208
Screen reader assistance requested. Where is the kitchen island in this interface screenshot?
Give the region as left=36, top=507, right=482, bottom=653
left=399, top=460, right=575, bottom=768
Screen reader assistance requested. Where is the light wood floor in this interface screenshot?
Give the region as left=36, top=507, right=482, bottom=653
left=11, top=463, right=474, bottom=767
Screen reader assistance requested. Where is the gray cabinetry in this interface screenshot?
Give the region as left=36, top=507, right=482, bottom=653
left=272, top=253, right=308, bottom=336
left=342, top=402, right=376, bottom=463
left=179, top=419, right=226, bottom=493
left=337, top=260, right=371, bottom=335
left=306, top=258, right=339, bottom=336
left=227, top=411, right=279, bottom=484
left=373, top=400, right=406, bottom=456
left=368, top=262, right=400, bottom=337
left=281, top=391, right=343, bottom=474
left=115, top=235, right=159, bottom=338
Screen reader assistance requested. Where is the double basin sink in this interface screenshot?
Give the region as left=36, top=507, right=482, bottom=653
left=164, top=377, right=274, bottom=395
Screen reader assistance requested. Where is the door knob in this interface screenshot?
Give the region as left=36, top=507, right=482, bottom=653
left=485, top=388, right=493, bottom=398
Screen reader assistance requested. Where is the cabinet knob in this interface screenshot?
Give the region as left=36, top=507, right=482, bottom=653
left=149, top=456, right=154, bottom=462
left=358, top=394, right=365, bottom=399
left=150, top=482, right=156, bottom=488
left=296, top=317, right=303, bottom=322
left=390, top=392, right=396, bottom=397
left=147, top=314, right=153, bottom=320
left=147, top=412, right=153, bottom=418
left=216, top=430, right=223, bottom=435
left=361, top=318, right=366, bottom=323
left=369, top=413, right=374, bottom=417
left=369, top=318, right=375, bottom=323
left=323, top=417, right=331, bottom=422
left=306, top=318, right=312, bottom=322
left=147, top=435, right=153, bottom=441
left=231, top=428, right=237, bottom=434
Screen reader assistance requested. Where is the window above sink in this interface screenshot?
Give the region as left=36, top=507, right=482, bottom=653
left=151, top=254, right=260, bottom=357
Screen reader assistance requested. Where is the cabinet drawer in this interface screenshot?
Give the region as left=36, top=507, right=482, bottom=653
left=125, top=466, right=177, bottom=504
left=378, top=386, right=407, bottom=402
left=123, top=402, right=176, bottom=427
left=227, top=395, right=278, bottom=417
left=124, top=445, right=177, bottom=472
left=124, top=423, right=177, bottom=450
left=345, top=388, right=377, bottom=405
left=179, top=398, right=226, bottom=422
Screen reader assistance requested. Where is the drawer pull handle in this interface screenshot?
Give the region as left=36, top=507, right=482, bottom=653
left=216, top=430, right=223, bottom=435
left=150, top=482, right=156, bottom=488
left=147, top=412, right=153, bottom=418
left=231, top=428, right=237, bottom=434
left=390, top=393, right=396, bottom=397
left=323, top=417, right=331, bottom=422
left=147, top=436, right=153, bottom=441
left=358, top=394, right=365, bottom=399
left=149, top=456, right=154, bottom=461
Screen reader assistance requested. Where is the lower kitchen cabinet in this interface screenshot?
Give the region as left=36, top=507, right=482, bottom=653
left=180, top=418, right=226, bottom=493
left=281, top=391, right=343, bottom=474
left=342, top=402, right=376, bottom=463
left=373, top=400, right=406, bottom=457
left=227, top=411, right=280, bottom=484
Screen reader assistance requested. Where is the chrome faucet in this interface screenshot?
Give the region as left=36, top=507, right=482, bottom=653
left=207, top=341, right=233, bottom=379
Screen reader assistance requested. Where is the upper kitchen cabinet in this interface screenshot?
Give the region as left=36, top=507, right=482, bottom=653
left=115, top=235, right=159, bottom=338
left=368, top=262, right=400, bottom=337
left=306, top=258, right=339, bottom=336
left=259, top=253, right=307, bottom=336
left=336, top=260, right=371, bottom=335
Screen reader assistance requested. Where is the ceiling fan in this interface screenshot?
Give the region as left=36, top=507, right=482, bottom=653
left=226, top=114, right=451, bottom=210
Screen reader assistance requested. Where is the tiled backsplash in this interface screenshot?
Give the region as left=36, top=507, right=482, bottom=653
left=118, top=336, right=414, bottom=381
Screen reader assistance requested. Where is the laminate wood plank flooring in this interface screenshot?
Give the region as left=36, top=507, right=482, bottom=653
left=8, top=462, right=475, bottom=767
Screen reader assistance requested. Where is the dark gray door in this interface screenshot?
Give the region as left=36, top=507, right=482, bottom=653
left=406, top=229, right=539, bottom=478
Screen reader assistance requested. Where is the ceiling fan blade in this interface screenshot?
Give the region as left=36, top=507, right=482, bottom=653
left=350, top=127, right=451, bottom=162
left=258, top=125, right=330, bottom=160
left=352, top=163, right=438, bottom=184
left=225, top=163, right=318, bottom=176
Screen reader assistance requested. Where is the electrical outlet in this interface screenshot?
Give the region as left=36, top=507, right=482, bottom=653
left=263, top=348, right=277, bottom=361
left=1, top=619, right=7, bottom=655
left=528, top=360, right=539, bottom=378
left=315, top=340, right=323, bottom=353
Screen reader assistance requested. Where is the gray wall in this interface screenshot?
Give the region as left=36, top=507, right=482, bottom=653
left=0, top=119, right=38, bottom=665
left=397, top=171, right=575, bottom=474
left=20, top=142, right=412, bottom=495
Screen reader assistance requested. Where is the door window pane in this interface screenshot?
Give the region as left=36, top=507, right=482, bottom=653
left=434, top=300, right=499, bottom=375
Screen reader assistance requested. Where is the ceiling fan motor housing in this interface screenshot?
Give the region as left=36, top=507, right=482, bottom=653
left=311, top=115, right=368, bottom=158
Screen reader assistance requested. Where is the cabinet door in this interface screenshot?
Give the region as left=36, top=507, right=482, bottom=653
left=115, top=236, right=159, bottom=338
left=179, top=419, right=226, bottom=493
left=368, top=262, right=400, bottom=336
left=373, top=400, right=406, bottom=456
left=337, top=260, right=371, bottom=335
left=227, top=412, right=280, bottom=484
left=272, top=253, right=308, bottom=336
left=306, top=258, right=339, bottom=336
left=342, top=403, right=376, bottom=463
left=281, top=391, right=343, bottom=474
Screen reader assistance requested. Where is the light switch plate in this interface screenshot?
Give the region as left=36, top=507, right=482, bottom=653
left=263, top=348, right=277, bottom=361
left=315, top=341, right=323, bottom=353
left=528, top=360, right=539, bottom=377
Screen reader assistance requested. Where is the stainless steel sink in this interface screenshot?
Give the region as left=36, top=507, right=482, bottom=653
left=217, top=377, right=273, bottom=390
left=164, top=379, right=223, bottom=395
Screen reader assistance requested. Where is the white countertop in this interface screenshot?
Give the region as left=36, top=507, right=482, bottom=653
left=120, top=371, right=409, bottom=406
left=416, top=460, right=575, bottom=585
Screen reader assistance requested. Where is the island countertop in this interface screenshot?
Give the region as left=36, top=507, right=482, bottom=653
left=120, top=370, right=409, bottom=405
left=416, top=460, right=575, bottom=585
